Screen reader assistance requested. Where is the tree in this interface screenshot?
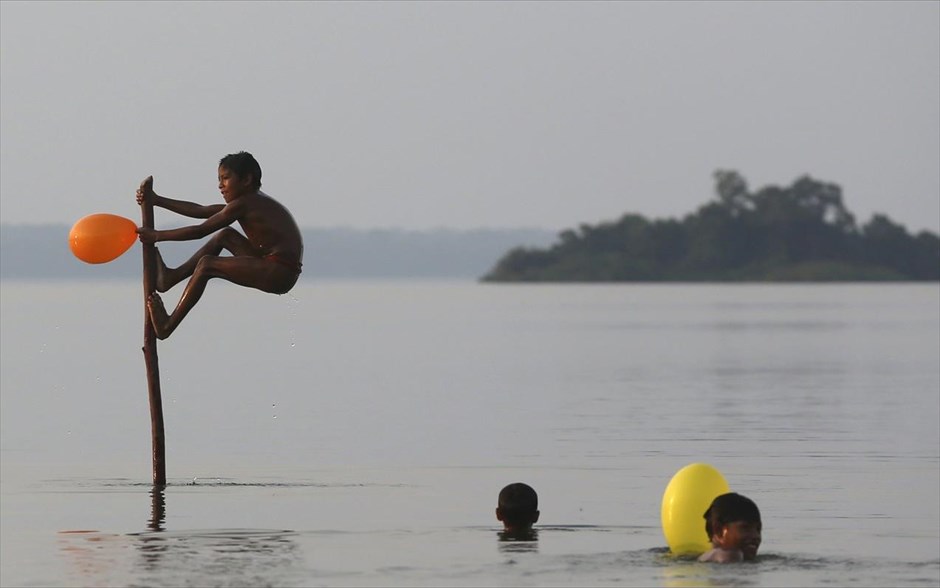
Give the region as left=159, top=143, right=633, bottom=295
left=713, top=169, right=752, bottom=217
left=481, top=171, right=939, bottom=282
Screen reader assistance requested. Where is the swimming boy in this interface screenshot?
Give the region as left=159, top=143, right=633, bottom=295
left=496, top=482, right=540, bottom=539
left=698, top=492, right=762, bottom=563
left=135, top=151, right=304, bottom=339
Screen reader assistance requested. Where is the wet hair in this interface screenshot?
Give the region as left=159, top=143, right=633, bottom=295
left=219, top=151, right=262, bottom=189
left=703, top=492, right=761, bottom=537
left=498, top=482, right=538, bottom=526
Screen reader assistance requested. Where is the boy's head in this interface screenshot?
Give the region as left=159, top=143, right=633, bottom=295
left=496, top=482, right=539, bottom=533
left=703, top=492, right=762, bottom=560
left=219, top=151, right=262, bottom=190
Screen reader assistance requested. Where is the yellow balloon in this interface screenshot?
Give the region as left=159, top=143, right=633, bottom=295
left=69, top=213, right=138, bottom=264
left=661, top=463, right=730, bottom=556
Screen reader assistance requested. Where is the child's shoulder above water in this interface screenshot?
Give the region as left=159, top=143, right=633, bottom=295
left=699, top=546, right=745, bottom=563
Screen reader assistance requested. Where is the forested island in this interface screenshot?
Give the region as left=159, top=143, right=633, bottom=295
left=482, top=171, right=940, bottom=282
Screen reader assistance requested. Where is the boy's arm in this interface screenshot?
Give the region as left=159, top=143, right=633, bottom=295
left=153, top=195, right=225, bottom=219
left=136, top=175, right=224, bottom=219
left=138, top=200, right=243, bottom=243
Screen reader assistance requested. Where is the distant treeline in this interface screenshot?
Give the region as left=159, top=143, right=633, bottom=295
left=0, top=225, right=555, bottom=280
left=482, top=171, right=940, bottom=282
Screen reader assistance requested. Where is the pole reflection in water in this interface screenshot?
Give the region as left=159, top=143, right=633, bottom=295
left=138, top=485, right=167, bottom=572
left=149, top=485, right=166, bottom=531
left=130, top=486, right=303, bottom=587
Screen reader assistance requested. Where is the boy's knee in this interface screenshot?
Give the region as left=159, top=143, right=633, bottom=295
left=212, top=228, right=238, bottom=244
left=194, top=256, right=215, bottom=275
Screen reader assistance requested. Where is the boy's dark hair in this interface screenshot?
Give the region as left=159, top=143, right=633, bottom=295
left=498, top=482, right=538, bottom=525
left=219, top=151, right=262, bottom=189
left=703, top=492, right=761, bottom=537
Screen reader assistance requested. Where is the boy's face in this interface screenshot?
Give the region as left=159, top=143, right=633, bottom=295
left=218, top=166, right=254, bottom=202
left=714, top=520, right=762, bottom=560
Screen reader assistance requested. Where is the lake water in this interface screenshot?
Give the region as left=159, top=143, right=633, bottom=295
left=1, top=280, right=938, bottom=587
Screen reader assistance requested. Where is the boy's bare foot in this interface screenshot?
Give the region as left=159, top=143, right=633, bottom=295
left=147, top=292, right=171, bottom=340
left=154, top=247, right=172, bottom=293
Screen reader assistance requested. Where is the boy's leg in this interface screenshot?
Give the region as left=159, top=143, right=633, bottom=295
left=155, top=228, right=256, bottom=292
left=148, top=255, right=289, bottom=339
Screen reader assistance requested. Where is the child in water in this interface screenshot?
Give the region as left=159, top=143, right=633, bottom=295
left=496, top=482, right=540, bottom=539
left=698, top=492, right=762, bottom=563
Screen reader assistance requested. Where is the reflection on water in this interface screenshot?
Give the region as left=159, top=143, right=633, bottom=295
left=149, top=486, right=165, bottom=532
left=7, top=282, right=936, bottom=587
left=497, top=528, right=538, bottom=554
left=129, top=528, right=301, bottom=588
left=57, top=530, right=129, bottom=586
left=58, top=486, right=303, bottom=588
left=137, top=486, right=166, bottom=573
left=658, top=560, right=723, bottom=588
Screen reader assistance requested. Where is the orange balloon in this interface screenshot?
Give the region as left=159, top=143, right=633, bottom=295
left=69, top=213, right=138, bottom=264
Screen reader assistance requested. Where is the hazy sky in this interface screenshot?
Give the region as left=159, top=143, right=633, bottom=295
left=1, top=1, right=938, bottom=233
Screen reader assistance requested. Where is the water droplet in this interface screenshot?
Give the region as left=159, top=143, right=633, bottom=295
left=286, top=295, right=299, bottom=349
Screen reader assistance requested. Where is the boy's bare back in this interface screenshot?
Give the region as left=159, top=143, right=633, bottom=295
left=235, top=190, right=304, bottom=263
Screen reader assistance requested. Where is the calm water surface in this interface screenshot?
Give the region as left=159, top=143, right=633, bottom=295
left=2, top=281, right=938, bottom=587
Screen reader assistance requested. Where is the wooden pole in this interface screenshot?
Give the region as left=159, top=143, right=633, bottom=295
left=140, top=179, right=166, bottom=486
